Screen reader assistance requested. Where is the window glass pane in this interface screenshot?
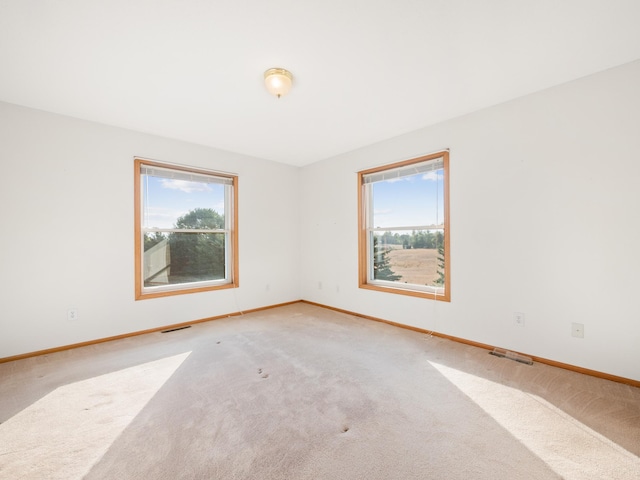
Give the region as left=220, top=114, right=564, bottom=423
left=142, top=174, right=226, bottom=229
left=371, top=167, right=444, bottom=228
left=143, top=232, right=226, bottom=287
left=372, top=230, right=445, bottom=287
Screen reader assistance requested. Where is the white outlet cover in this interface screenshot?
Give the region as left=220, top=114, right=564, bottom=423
left=571, top=322, right=584, bottom=338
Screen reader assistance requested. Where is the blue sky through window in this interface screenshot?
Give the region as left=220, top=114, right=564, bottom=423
left=372, top=170, right=444, bottom=229
left=142, top=168, right=442, bottom=230
left=142, top=176, right=225, bottom=229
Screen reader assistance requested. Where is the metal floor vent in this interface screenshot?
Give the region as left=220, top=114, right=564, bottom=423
left=489, top=347, right=533, bottom=365
left=161, top=325, right=192, bottom=334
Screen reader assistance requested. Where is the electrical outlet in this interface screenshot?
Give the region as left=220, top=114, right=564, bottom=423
left=514, top=312, right=525, bottom=327
left=571, top=322, right=584, bottom=338
left=68, top=308, right=78, bottom=322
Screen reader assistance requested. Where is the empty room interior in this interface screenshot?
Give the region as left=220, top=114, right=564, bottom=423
left=1, top=1, right=639, bottom=479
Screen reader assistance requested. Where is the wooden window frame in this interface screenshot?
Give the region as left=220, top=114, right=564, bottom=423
left=134, top=158, right=239, bottom=300
left=358, top=151, right=450, bottom=302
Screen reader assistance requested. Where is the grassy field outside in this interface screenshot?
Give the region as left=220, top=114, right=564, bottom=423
left=386, top=247, right=439, bottom=285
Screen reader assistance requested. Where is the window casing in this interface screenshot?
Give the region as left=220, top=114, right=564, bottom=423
left=358, top=151, right=450, bottom=301
left=134, top=158, right=238, bottom=300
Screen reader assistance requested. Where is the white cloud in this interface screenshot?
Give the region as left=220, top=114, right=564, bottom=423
left=144, top=207, right=186, bottom=229
left=422, top=172, right=443, bottom=182
left=160, top=179, right=212, bottom=193
left=374, top=208, right=392, bottom=215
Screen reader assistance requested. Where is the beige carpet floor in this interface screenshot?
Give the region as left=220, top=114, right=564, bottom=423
left=1, top=303, right=639, bottom=479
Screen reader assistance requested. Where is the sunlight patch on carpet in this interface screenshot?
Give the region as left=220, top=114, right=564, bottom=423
left=0, top=352, right=191, bottom=480
left=429, top=362, right=640, bottom=480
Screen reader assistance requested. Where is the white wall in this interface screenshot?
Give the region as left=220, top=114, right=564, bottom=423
left=299, top=60, right=640, bottom=381
left=0, top=102, right=301, bottom=358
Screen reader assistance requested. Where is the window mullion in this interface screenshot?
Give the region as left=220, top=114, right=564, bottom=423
left=143, top=228, right=228, bottom=234
left=370, top=225, right=445, bottom=232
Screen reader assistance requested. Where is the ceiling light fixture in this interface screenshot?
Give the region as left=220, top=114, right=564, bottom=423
left=264, top=68, right=293, bottom=98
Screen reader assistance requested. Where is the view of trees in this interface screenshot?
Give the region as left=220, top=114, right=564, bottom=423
left=434, top=243, right=445, bottom=286
left=144, top=208, right=226, bottom=284
left=373, top=236, right=402, bottom=281
left=145, top=212, right=444, bottom=288
left=170, top=208, right=225, bottom=281
left=378, top=230, right=444, bottom=250
left=374, top=230, right=446, bottom=286
left=144, top=231, right=165, bottom=251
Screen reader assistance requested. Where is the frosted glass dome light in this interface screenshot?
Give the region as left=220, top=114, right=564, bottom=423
left=264, top=68, right=293, bottom=98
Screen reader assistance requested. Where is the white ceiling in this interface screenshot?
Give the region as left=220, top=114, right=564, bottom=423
left=1, top=1, right=639, bottom=167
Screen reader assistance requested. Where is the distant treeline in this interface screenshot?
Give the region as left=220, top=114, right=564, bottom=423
left=377, top=230, right=444, bottom=249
